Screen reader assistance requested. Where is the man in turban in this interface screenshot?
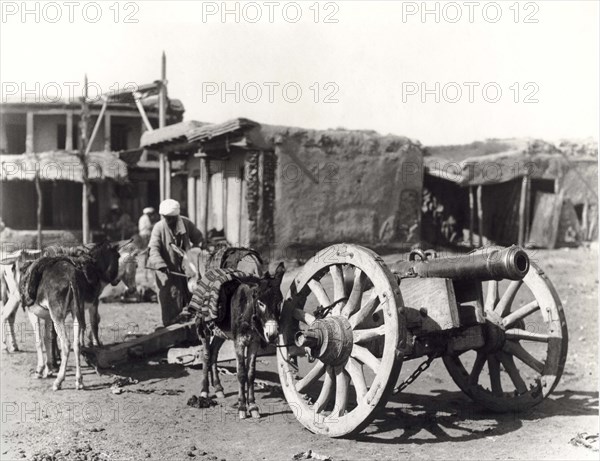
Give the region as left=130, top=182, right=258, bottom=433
left=148, top=199, right=204, bottom=326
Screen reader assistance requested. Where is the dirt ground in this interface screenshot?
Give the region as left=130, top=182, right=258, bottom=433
left=1, top=247, right=598, bottom=461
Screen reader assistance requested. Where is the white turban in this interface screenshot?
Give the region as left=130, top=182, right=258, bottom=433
left=143, top=207, right=155, bottom=214
left=159, top=199, right=180, bottom=217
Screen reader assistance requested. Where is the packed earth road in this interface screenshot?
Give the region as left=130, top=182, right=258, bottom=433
left=1, top=247, right=598, bottom=461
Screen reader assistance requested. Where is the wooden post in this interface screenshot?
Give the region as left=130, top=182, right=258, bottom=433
left=35, top=175, right=42, bottom=249
left=65, top=112, right=73, bottom=151
left=158, top=52, right=167, bottom=201
left=81, top=75, right=90, bottom=244
left=238, top=165, right=244, bottom=245
left=26, top=112, right=43, bottom=248
left=25, top=111, right=34, bottom=153
left=222, top=170, right=228, bottom=237
left=187, top=175, right=196, bottom=224
left=582, top=200, right=589, bottom=240
left=165, top=155, right=172, bottom=199
left=200, top=156, right=209, bottom=238
left=104, top=112, right=111, bottom=151
left=476, top=185, right=483, bottom=247
left=469, top=186, right=475, bottom=248
left=518, top=175, right=530, bottom=246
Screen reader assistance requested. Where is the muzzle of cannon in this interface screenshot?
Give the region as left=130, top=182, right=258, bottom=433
left=391, top=245, right=530, bottom=281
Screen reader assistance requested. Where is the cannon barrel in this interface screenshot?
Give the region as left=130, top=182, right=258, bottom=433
left=392, top=246, right=530, bottom=281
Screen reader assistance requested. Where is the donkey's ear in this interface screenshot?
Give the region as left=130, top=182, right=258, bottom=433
left=274, top=262, right=286, bottom=279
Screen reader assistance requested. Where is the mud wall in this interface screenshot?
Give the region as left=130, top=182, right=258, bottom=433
left=260, top=125, right=423, bottom=250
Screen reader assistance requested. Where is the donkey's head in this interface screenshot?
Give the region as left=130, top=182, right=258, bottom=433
left=87, top=240, right=122, bottom=285
left=253, top=262, right=285, bottom=344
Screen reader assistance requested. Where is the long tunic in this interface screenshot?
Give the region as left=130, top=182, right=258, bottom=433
left=148, top=216, right=203, bottom=326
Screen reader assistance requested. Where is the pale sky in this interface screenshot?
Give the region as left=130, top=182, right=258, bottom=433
left=1, top=0, right=598, bottom=146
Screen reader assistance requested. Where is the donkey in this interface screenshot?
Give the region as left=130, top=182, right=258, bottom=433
left=197, top=261, right=285, bottom=419
left=24, top=241, right=124, bottom=390
left=1, top=242, right=138, bottom=354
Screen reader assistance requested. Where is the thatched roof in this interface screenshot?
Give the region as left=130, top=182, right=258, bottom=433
left=0, top=151, right=128, bottom=182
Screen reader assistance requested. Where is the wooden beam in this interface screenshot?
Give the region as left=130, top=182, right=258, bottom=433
left=476, top=185, right=483, bottom=247
left=85, top=321, right=197, bottom=369
left=469, top=186, right=475, bottom=248
left=25, top=111, right=34, bottom=153
left=165, top=157, right=172, bottom=199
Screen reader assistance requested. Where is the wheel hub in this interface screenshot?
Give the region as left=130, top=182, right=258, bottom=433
left=294, top=316, right=354, bottom=366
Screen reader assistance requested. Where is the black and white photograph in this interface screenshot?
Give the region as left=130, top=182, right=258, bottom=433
left=0, top=1, right=598, bottom=460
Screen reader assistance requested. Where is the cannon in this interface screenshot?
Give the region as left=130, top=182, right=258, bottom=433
left=276, top=244, right=567, bottom=437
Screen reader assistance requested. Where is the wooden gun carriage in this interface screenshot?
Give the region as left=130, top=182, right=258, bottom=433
left=276, top=244, right=567, bottom=437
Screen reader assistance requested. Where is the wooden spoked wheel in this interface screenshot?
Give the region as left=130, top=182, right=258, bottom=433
left=443, top=260, right=568, bottom=412
left=277, top=244, right=405, bottom=437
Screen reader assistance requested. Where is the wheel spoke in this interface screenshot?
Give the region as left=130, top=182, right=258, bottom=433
left=308, top=279, right=331, bottom=309
left=331, top=367, right=349, bottom=417
left=503, top=340, right=544, bottom=374
left=351, top=344, right=381, bottom=374
left=488, top=355, right=503, bottom=396
left=499, top=352, right=528, bottom=394
left=494, top=280, right=523, bottom=317
left=292, top=308, right=315, bottom=326
left=344, top=357, right=367, bottom=402
left=505, top=328, right=550, bottom=343
left=485, top=280, right=499, bottom=311
left=468, top=351, right=486, bottom=386
left=295, top=361, right=326, bottom=393
left=502, top=300, right=539, bottom=327
left=353, top=325, right=385, bottom=344
left=313, top=366, right=335, bottom=413
left=329, top=265, right=345, bottom=316
left=341, top=269, right=366, bottom=318
left=349, top=292, right=380, bottom=329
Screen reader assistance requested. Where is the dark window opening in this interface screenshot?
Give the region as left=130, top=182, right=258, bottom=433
left=111, top=124, right=129, bottom=151
left=574, top=204, right=584, bottom=223
left=5, top=123, right=26, bottom=154
left=57, top=124, right=79, bottom=150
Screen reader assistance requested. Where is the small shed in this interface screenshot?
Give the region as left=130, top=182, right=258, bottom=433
left=423, top=139, right=577, bottom=248
left=140, top=118, right=274, bottom=251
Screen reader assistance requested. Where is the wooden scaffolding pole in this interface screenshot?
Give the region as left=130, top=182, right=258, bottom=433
left=81, top=75, right=90, bottom=244
left=159, top=51, right=167, bottom=201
